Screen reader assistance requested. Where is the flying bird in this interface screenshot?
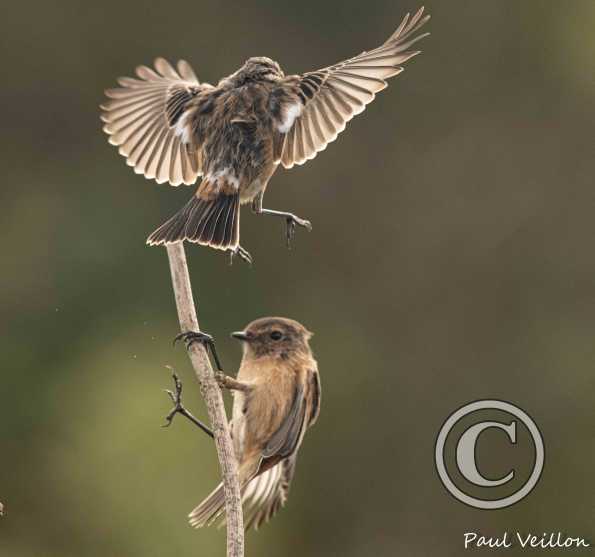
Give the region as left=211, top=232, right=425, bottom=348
left=101, top=7, right=430, bottom=262
left=174, top=317, right=320, bottom=530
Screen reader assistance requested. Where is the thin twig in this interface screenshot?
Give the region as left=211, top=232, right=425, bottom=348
left=163, top=367, right=214, bottom=438
left=165, top=242, right=244, bottom=557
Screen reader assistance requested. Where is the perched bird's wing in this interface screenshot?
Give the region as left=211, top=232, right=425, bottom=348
left=240, top=367, right=319, bottom=530
left=278, top=6, right=430, bottom=169
left=308, top=367, right=321, bottom=426
left=101, top=58, right=206, bottom=186
left=263, top=382, right=307, bottom=460
left=242, top=455, right=297, bottom=530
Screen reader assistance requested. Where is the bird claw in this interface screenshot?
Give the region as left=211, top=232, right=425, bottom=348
left=173, top=331, right=223, bottom=371
left=174, top=330, right=214, bottom=349
left=285, top=215, right=312, bottom=249
left=214, top=371, right=226, bottom=387
left=162, top=370, right=184, bottom=428
left=162, top=368, right=214, bottom=438
left=228, top=245, right=253, bottom=266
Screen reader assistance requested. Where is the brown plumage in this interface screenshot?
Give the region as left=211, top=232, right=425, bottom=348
left=188, top=317, right=321, bottom=530
left=100, top=7, right=430, bottom=261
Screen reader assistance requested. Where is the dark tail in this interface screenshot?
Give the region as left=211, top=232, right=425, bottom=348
left=147, top=193, right=240, bottom=249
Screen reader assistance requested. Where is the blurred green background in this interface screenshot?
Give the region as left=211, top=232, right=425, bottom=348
left=1, top=1, right=594, bottom=555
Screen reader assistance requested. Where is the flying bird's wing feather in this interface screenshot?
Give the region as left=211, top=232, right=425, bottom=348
left=278, top=6, right=430, bottom=169
left=101, top=58, right=206, bottom=186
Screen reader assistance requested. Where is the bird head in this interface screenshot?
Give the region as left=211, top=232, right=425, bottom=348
left=223, top=57, right=284, bottom=87
left=232, top=317, right=313, bottom=359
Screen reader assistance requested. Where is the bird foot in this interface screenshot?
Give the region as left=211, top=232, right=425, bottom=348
left=162, top=368, right=213, bottom=437
left=174, top=331, right=223, bottom=371
left=285, top=214, right=312, bottom=248
left=214, top=371, right=227, bottom=388
left=228, top=245, right=253, bottom=266
left=163, top=369, right=186, bottom=428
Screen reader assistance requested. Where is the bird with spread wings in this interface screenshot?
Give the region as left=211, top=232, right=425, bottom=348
left=101, top=7, right=430, bottom=263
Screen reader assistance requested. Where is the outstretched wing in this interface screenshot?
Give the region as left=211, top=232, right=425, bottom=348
left=101, top=58, right=207, bottom=186
left=278, top=7, right=430, bottom=169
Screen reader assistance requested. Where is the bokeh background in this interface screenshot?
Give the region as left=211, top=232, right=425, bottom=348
left=1, top=1, right=594, bottom=555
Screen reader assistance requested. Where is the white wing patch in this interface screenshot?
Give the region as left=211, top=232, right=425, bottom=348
left=278, top=102, right=303, bottom=133
left=174, top=112, right=192, bottom=144
left=101, top=58, right=202, bottom=186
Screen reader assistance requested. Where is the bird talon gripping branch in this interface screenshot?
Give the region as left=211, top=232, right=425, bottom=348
left=174, top=330, right=213, bottom=346
left=101, top=7, right=430, bottom=260
left=214, top=371, right=228, bottom=388
left=174, top=331, right=223, bottom=371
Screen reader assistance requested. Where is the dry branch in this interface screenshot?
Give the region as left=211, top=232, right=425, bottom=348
left=166, top=242, right=244, bottom=557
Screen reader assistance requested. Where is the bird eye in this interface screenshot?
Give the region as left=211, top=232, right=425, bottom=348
left=270, top=331, right=283, bottom=341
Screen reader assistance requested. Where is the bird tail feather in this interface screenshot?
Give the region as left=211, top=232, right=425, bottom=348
left=188, top=481, right=227, bottom=528
left=188, top=457, right=261, bottom=528
left=146, top=193, right=239, bottom=249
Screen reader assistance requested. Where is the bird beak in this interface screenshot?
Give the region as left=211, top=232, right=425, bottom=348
left=231, top=331, right=249, bottom=341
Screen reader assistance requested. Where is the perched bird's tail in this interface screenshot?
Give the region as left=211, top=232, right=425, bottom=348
left=188, top=457, right=295, bottom=530
left=188, top=480, right=227, bottom=528
left=146, top=193, right=240, bottom=249
left=188, top=456, right=262, bottom=529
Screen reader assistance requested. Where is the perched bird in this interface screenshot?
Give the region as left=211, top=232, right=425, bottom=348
left=186, top=317, right=320, bottom=530
left=101, top=8, right=430, bottom=262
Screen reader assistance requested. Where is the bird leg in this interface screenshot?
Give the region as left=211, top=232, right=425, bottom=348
left=215, top=372, right=253, bottom=392
left=252, top=193, right=312, bottom=248
left=174, top=330, right=223, bottom=371
left=163, top=369, right=214, bottom=438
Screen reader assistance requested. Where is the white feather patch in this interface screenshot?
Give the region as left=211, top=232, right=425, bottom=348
left=278, top=102, right=303, bottom=133
left=174, top=112, right=191, bottom=144
left=205, top=168, right=240, bottom=190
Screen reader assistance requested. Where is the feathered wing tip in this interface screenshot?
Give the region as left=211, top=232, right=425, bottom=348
left=100, top=58, right=202, bottom=186
left=146, top=193, right=240, bottom=249
left=279, top=7, right=430, bottom=169
left=384, top=5, right=431, bottom=46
